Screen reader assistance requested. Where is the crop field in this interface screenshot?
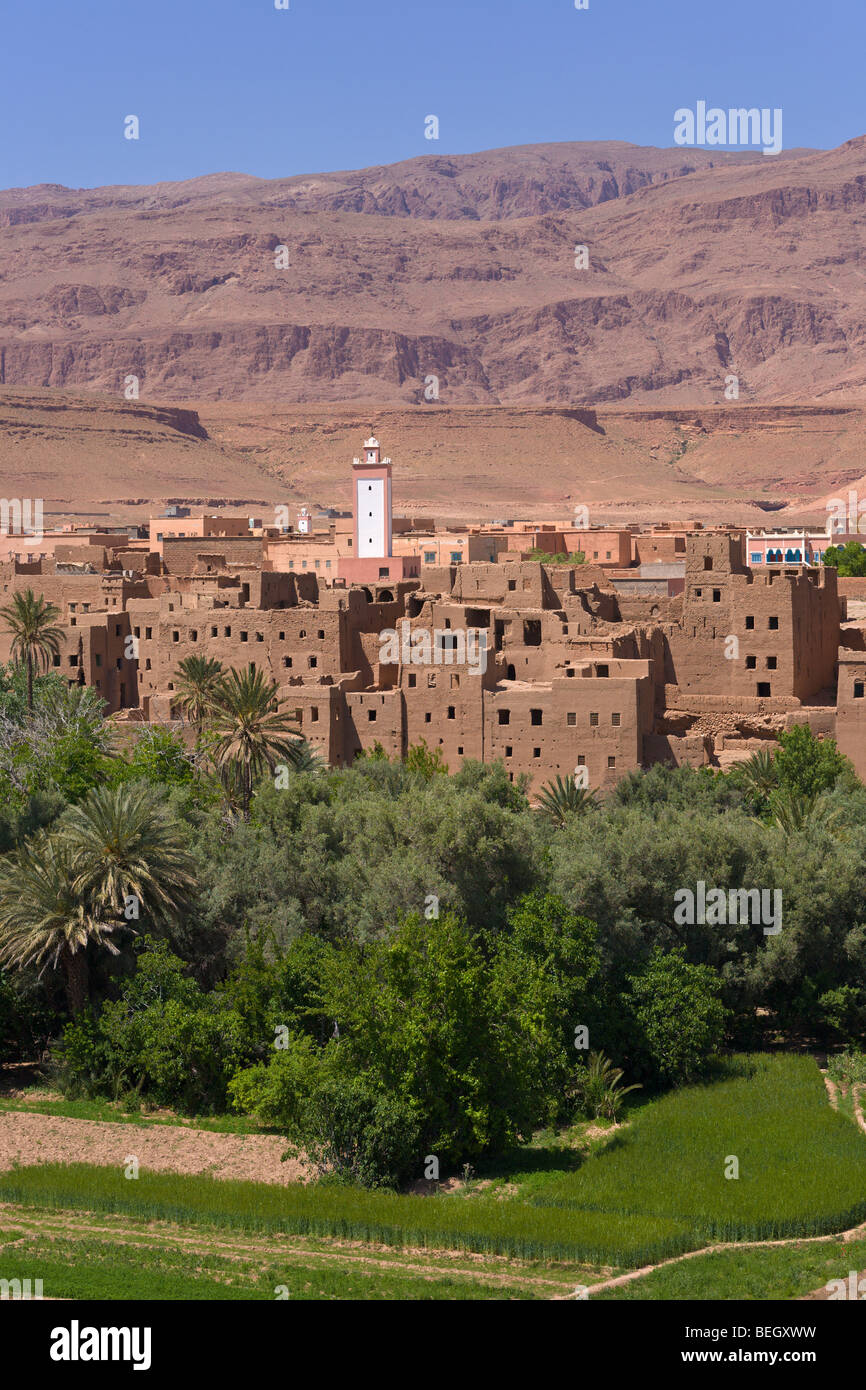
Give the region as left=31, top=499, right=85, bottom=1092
left=531, top=1055, right=866, bottom=1241
left=0, top=1055, right=863, bottom=1300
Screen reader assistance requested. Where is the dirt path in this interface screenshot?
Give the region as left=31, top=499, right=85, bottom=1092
left=553, top=1219, right=866, bottom=1299
left=0, top=1110, right=310, bottom=1185
left=0, top=1205, right=580, bottom=1295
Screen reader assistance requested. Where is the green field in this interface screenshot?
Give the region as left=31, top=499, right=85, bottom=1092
left=531, top=1055, right=866, bottom=1241
left=1, top=1054, right=863, bottom=1300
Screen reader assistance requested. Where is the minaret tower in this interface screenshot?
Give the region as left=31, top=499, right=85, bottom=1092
left=353, top=434, right=393, bottom=559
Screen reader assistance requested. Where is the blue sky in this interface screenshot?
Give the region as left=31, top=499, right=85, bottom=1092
left=1, top=0, right=863, bottom=190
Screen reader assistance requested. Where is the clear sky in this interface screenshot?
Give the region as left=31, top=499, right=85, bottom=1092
left=1, top=0, right=863, bottom=190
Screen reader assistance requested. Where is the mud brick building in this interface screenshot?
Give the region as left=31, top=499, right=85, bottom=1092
left=1, top=436, right=863, bottom=791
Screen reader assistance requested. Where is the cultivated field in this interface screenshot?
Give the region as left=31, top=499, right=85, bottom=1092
left=1, top=1054, right=864, bottom=1301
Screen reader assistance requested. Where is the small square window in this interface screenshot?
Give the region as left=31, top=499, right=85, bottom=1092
left=530, top=709, right=542, bottom=726
left=368, top=709, right=377, bottom=722
left=745, top=655, right=757, bottom=669
left=567, top=712, right=577, bottom=727
left=498, top=709, right=510, bottom=725
left=769, top=616, right=779, bottom=630
left=757, top=682, right=771, bottom=697
left=577, top=754, right=586, bottom=766
left=766, top=656, right=777, bottom=670
left=240, top=631, right=248, bottom=642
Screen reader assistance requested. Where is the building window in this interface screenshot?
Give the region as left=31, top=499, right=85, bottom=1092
left=95, top=654, right=102, bottom=667
left=498, top=710, right=510, bottom=725
left=310, top=707, right=319, bottom=722
left=577, top=755, right=586, bottom=766
left=767, top=656, right=777, bottom=670
left=712, top=590, right=721, bottom=602
left=612, top=712, right=621, bottom=726
left=533, top=748, right=541, bottom=758
left=695, top=588, right=702, bottom=598
left=447, top=706, right=455, bottom=719
left=225, top=627, right=231, bottom=638
left=745, top=655, right=757, bottom=669
left=505, top=745, right=512, bottom=757
left=530, top=709, right=543, bottom=725
left=703, top=556, right=713, bottom=571
left=283, top=657, right=292, bottom=668
left=597, top=664, right=609, bottom=677
left=508, top=580, right=517, bottom=591
left=240, top=631, right=248, bottom=642
left=524, top=619, right=541, bottom=646
left=750, top=553, right=762, bottom=564
left=425, top=711, right=432, bottom=723
left=590, top=712, right=599, bottom=726
left=408, top=672, right=417, bottom=687
left=424, top=551, right=436, bottom=563
left=368, top=709, right=377, bottom=722
left=172, top=631, right=179, bottom=643
left=309, top=657, right=317, bottom=669
left=757, top=683, right=771, bottom=697
left=745, top=616, right=754, bottom=629
left=211, top=626, right=218, bottom=637
left=567, top=712, right=577, bottom=727
left=608, top=756, right=616, bottom=769
left=855, top=681, right=864, bottom=699
left=769, top=616, right=779, bottom=630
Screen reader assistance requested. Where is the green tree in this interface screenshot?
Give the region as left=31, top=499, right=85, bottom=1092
left=626, top=948, right=728, bottom=1086
left=0, top=591, right=64, bottom=711
left=535, top=774, right=600, bottom=827
left=173, top=656, right=225, bottom=733
left=62, top=783, right=198, bottom=932
left=823, top=541, right=866, bottom=577
left=209, top=666, right=301, bottom=815
left=0, top=835, right=118, bottom=1015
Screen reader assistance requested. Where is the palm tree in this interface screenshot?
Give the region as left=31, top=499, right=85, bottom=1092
left=209, top=665, right=302, bottom=815
left=173, top=655, right=225, bottom=733
left=0, top=590, right=64, bottom=710
left=62, top=783, right=198, bottom=927
left=536, top=774, right=600, bottom=827
left=576, top=1051, right=642, bottom=1122
left=0, top=834, right=118, bottom=1015
left=739, top=746, right=778, bottom=800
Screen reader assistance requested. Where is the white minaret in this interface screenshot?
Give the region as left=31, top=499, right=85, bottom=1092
left=353, top=434, right=393, bottom=559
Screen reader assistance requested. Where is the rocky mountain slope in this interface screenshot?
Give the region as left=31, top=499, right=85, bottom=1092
left=3, top=137, right=866, bottom=407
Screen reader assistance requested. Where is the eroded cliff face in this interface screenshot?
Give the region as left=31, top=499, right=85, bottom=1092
left=2, top=137, right=866, bottom=407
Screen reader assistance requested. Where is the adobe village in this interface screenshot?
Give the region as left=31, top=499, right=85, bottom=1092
left=3, top=434, right=866, bottom=789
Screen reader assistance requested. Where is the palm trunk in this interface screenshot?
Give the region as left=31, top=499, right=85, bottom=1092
left=26, top=649, right=34, bottom=712
left=63, top=945, right=89, bottom=1016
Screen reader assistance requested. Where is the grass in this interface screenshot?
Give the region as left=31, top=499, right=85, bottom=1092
left=530, top=1054, right=866, bottom=1242
left=1, top=1052, right=862, bottom=1299
left=595, top=1236, right=866, bottom=1301
left=0, top=1232, right=540, bottom=1301
left=0, top=1092, right=272, bottom=1133
left=0, top=1163, right=693, bottom=1266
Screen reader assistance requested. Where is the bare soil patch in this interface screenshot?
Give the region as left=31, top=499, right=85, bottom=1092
left=0, top=1110, right=310, bottom=1185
